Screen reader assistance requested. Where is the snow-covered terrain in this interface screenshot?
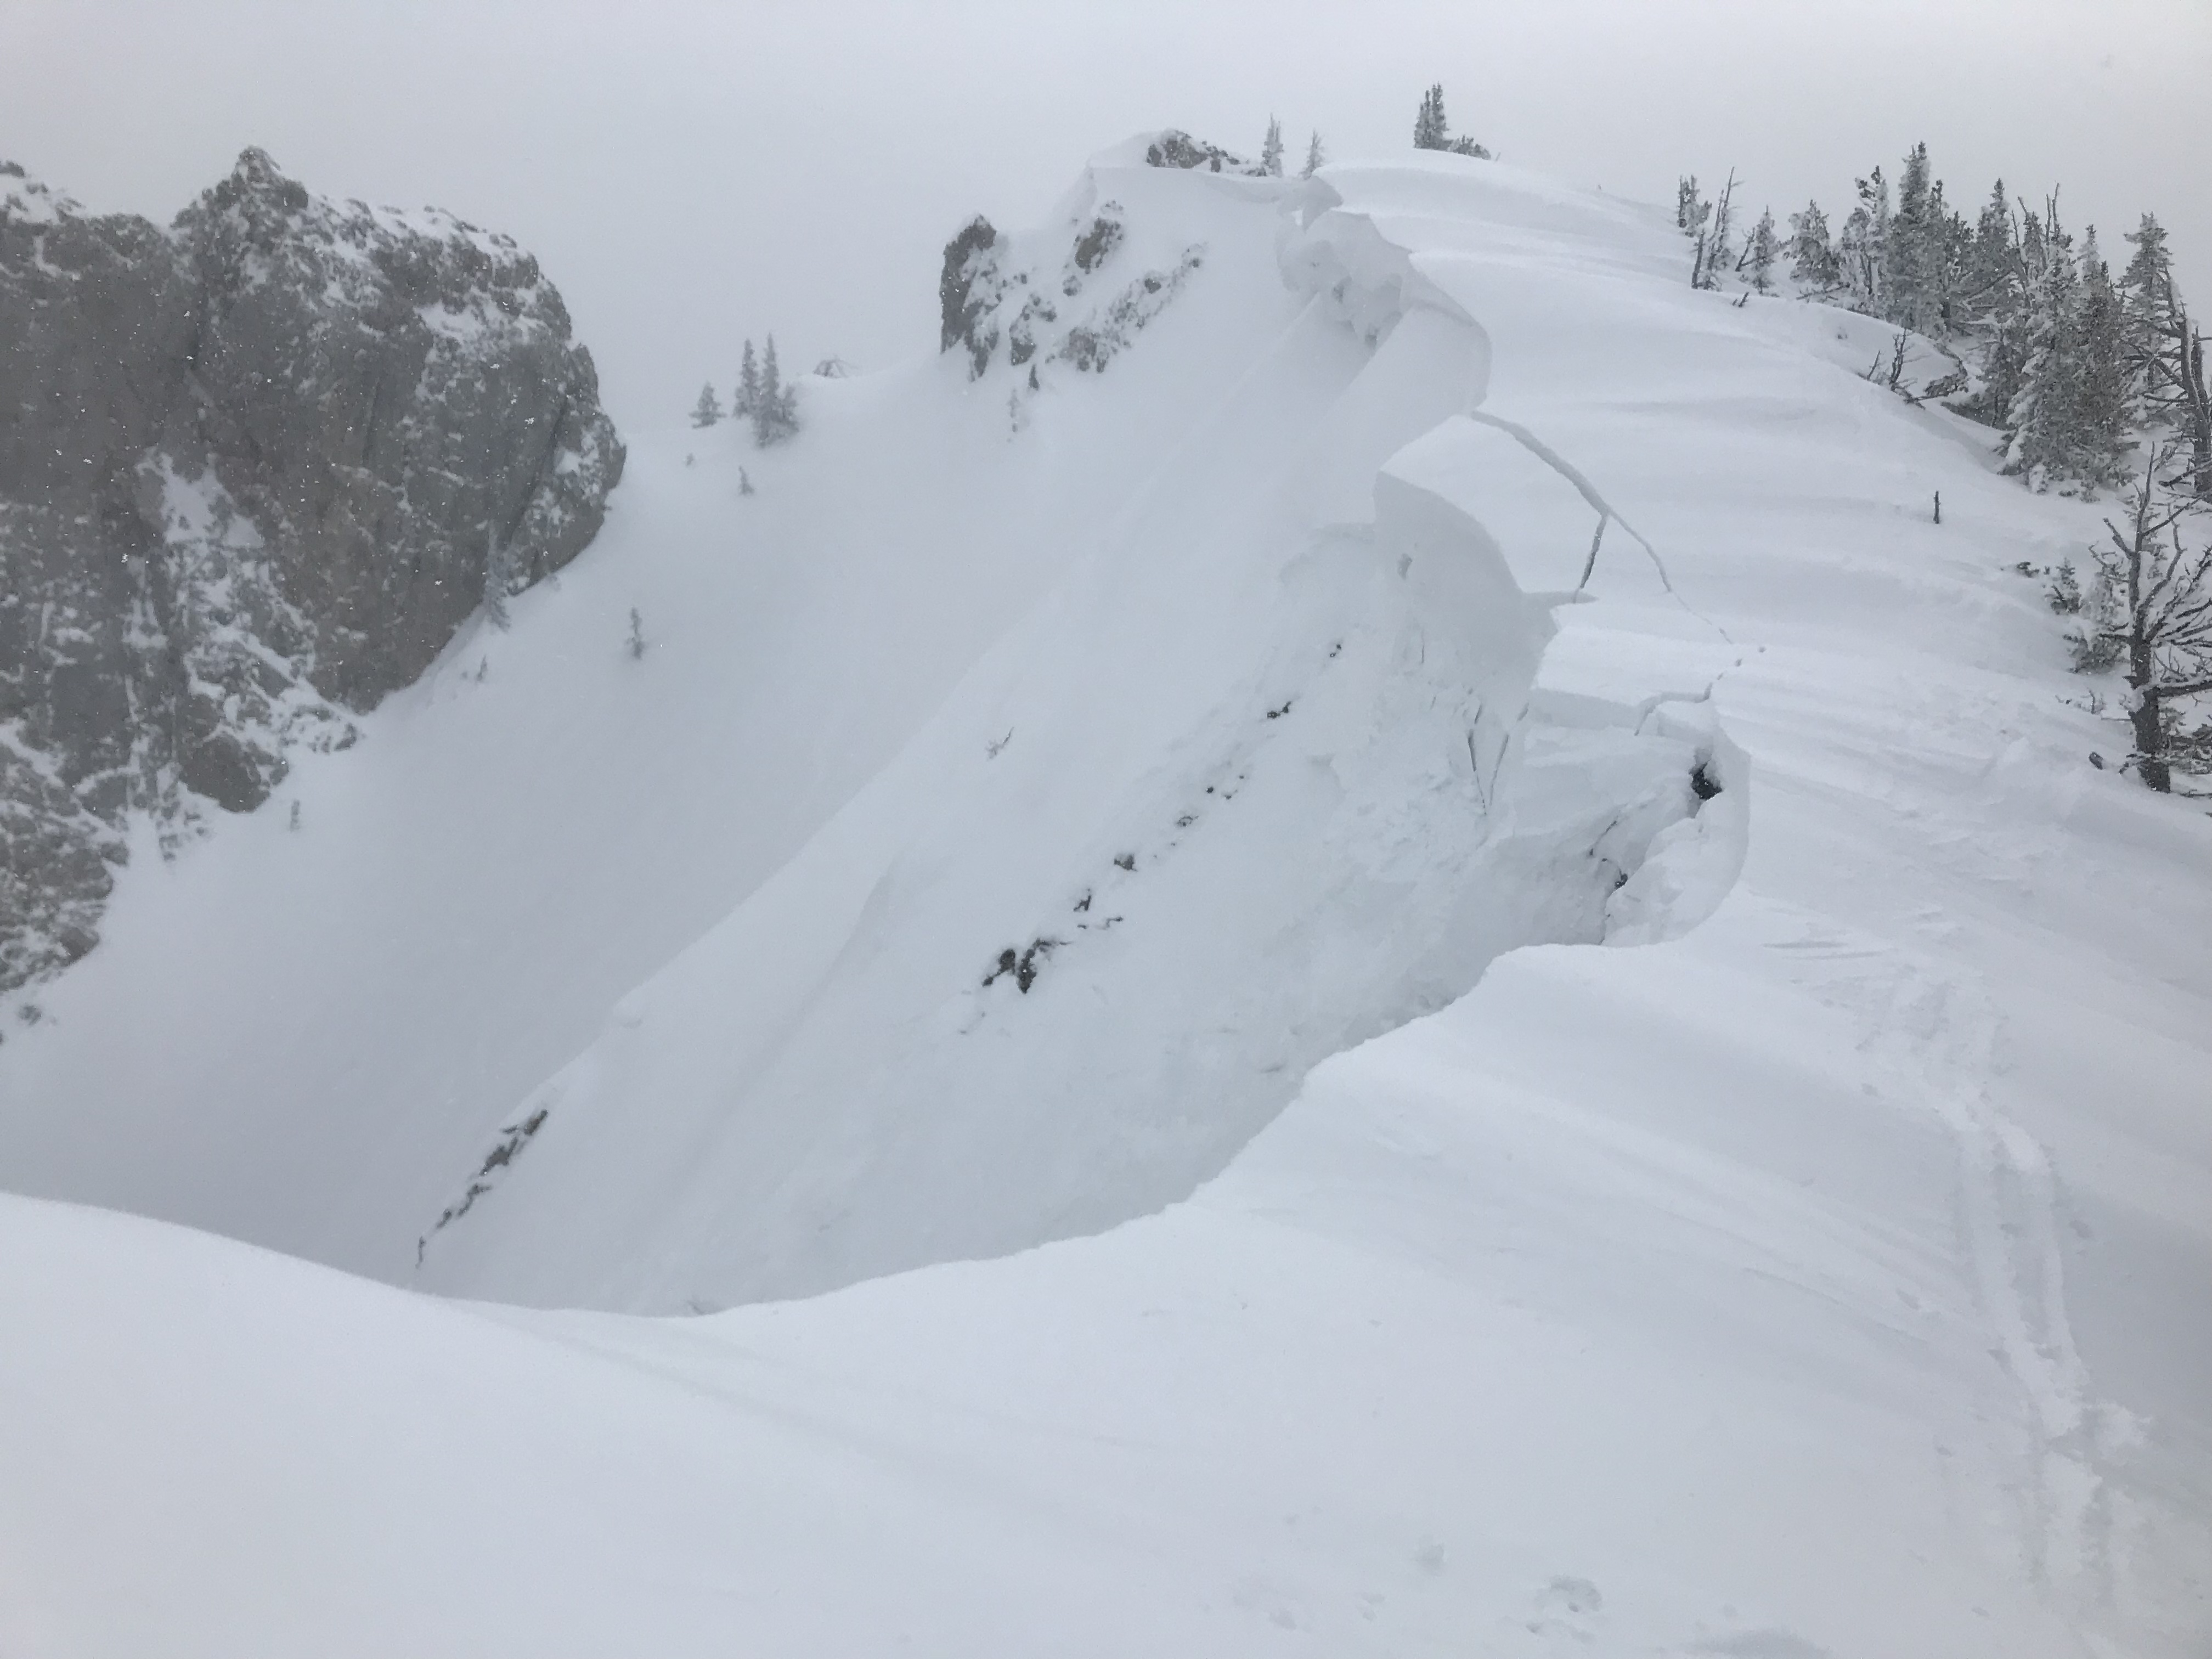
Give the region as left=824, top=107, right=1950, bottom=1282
left=2, top=143, right=2206, bottom=1656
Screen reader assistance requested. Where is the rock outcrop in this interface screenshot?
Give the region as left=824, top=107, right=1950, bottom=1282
left=0, top=151, right=622, bottom=994
left=937, top=189, right=1206, bottom=386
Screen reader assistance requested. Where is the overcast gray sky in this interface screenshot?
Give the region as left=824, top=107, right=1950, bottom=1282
left=4, top=0, right=2204, bottom=430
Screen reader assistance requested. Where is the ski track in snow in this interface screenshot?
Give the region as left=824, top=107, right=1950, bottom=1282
left=1793, top=933, right=2121, bottom=1621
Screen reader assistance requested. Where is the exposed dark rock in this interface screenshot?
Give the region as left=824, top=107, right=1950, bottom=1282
left=0, top=151, right=623, bottom=994
left=1058, top=249, right=1204, bottom=375
left=1142, top=130, right=1266, bottom=176
left=938, top=191, right=1201, bottom=384
left=938, top=216, right=1002, bottom=378
left=1070, top=214, right=1122, bottom=278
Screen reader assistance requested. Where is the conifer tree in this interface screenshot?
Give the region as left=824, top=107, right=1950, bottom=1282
left=690, top=382, right=724, bottom=428
left=2006, top=209, right=2084, bottom=487
left=2073, top=229, right=2134, bottom=488
left=1413, top=85, right=1449, bottom=151
left=1886, top=142, right=1938, bottom=332
left=2121, top=214, right=2175, bottom=345
left=736, top=340, right=761, bottom=419
left=1260, top=117, right=1284, bottom=178
left=1745, top=207, right=1779, bottom=294
left=1787, top=200, right=1838, bottom=290
left=1702, top=171, right=1737, bottom=290
left=1839, top=167, right=1891, bottom=314
left=1301, top=131, right=1325, bottom=178
left=1678, top=177, right=1713, bottom=287
left=1964, top=180, right=2018, bottom=320
left=755, top=336, right=782, bottom=446
left=1677, top=176, right=1705, bottom=233
left=1973, top=285, right=2035, bottom=429
left=1927, top=179, right=1969, bottom=332
left=2123, top=213, right=2212, bottom=500
left=751, top=335, right=801, bottom=448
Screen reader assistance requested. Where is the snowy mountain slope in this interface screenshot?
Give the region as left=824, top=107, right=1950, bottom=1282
left=409, top=179, right=1730, bottom=1310
left=1, top=143, right=2207, bottom=1656
left=0, top=149, right=1324, bottom=1273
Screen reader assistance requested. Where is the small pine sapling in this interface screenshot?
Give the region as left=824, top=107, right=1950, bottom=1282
left=2046, top=557, right=2083, bottom=613
left=1301, top=131, right=1325, bottom=179
left=1260, top=116, right=1284, bottom=178
left=627, top=607, right=646, bottom=661
left=690, top=382, right=724, bottom=428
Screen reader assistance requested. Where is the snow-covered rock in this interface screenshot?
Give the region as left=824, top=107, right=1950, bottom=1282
left=0, top=150, right=621, bottom=991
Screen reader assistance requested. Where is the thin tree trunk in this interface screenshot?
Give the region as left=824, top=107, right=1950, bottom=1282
left=2185, top=322, right=2212, bottom=501
left=2130, top=679, right=2170, bottom=791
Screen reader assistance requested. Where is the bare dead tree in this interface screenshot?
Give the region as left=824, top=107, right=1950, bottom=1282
left=2134, top=268, right=2212, bottom=501
left=2164, top=297, right=2212, bottom=501
left=2073, top=440, right=2212, bottom=790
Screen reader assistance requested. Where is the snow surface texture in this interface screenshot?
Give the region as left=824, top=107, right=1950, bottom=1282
left=1, top=144, right=2207, bottom=1656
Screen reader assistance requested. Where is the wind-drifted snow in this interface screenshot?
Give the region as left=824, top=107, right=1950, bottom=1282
left=0, top=148, right=2206, bottom=1658
left=409, top=156, right=1723, bottom=1310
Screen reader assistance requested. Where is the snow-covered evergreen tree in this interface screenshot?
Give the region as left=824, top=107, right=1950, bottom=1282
left=751, top=335, right=801, bottom=448
left=2006, top=210, right=2084, bottom=487
left=736, top=341, right=761, bottom=419
left=755, top=336, right=783, bottom=446
left=1677, top=177, right=1714, bottom=287
left=1839, top=167, right=1891, bottom=314
left=1745, top=207, right=1779, bottom=294
left=2072, top=229, right=2134, bottom=489
left=2122, top=213, right=2212, bottom=500
left=1413, top=86, right=1449, bottom=151
left=1963, top=180, right=2018, bottom=321
left=690, top=382, right=724, bottom=428
left=1702, top=172, right=1737, bottom=290
left=1972, top=284, right=2035, bottom=430
left=1886, top=143, right=1938, bottom=332
left=1301, top=131, right=1325, bottom=179
left=1677, top=176, right=1705, bottom=233
left=1787, top=200, right=1838, bottom=291
left=2121, top=213, right=2176, bottom=357
left=1260, top=117, right=1284, bottom=178
left=1926, top=179, right=1968, bottom=333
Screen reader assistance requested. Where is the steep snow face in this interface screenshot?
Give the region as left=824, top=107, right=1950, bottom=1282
left=410, top=160, right=1725, bottom=1311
